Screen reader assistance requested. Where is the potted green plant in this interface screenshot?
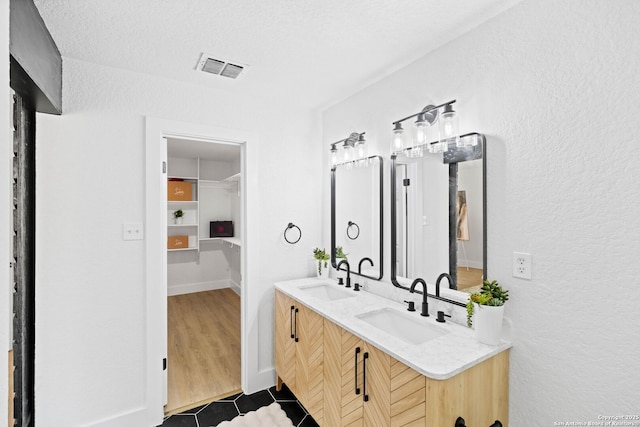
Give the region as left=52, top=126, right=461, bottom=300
left=466, top=280, right=509, bottom=345
left=173, top=209, right=184, bottom=225
left=313, top=248, right=330, bottom=279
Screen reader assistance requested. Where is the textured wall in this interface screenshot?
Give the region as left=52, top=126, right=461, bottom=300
left=35, top=58, right=322, bottom=426
left=323, top=0, right=640, bottom=423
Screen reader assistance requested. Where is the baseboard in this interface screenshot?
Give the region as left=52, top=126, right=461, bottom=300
left=244, top=367, right=276, bottom=396
left=86, top=406, right=151, bottom=427
left=229, top=279, right=241, bottom=296
left=168, top=280, right=230, bottom=296
left=458, top=260, right=483, bottom=269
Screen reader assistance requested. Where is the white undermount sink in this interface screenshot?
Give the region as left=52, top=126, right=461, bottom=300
left=356, top=307, right=448, bottom=345
left=299, top=283, right=356, bottom=301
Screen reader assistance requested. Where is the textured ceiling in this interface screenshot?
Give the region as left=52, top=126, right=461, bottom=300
left=34, top=0, right=521, bottom=110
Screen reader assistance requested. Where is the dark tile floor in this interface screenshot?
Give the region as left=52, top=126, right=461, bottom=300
left=160, top=384, right=319, bottom=427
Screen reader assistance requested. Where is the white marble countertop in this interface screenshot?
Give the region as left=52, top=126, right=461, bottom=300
left=275, top=277, right=512, bottom=380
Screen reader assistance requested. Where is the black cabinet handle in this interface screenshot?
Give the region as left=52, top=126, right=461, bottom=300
left=363, top=352, right=369, bottom=402
left=290, top=305, right=295, bottom=339
left=455, top=416, right=502, bottom=427
left=354, top=347, right=361, bottom=395
left=294, top=308, right=299, bottom=342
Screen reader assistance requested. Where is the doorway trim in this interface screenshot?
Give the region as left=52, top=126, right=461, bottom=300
left=145, top=117, right=255, bottom=425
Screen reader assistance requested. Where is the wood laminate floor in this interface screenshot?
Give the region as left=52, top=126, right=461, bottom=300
left=165, top=288, right=241, bottom=416
left=457, top=266, right=484, bottom=293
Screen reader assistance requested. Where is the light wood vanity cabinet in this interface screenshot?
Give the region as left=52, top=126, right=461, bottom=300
left=323, top=318, right=427, bottom=426
left=274, top=291, right=324, bottom=424
left=275, top=289, right=509, bottom=427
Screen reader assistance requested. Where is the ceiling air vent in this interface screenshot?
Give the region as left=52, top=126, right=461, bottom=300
left=196, top=53, right=246, bottom=80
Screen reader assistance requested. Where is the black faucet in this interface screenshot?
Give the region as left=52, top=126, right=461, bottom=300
left=337, top=260, right=351, bottom=288
left=435, top=273, right=454, bottom=297
left=409, top=278, right=429, bottom=317
left=358, top=257, right=374, bottom=275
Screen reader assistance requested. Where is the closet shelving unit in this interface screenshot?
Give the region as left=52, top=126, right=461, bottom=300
left=167, top=157, right=240, bottom=252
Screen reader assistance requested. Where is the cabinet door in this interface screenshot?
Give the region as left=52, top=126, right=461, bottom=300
left=363, top=343, right=426, bottom=427
left=425, top=350, right=509, bottom=426
left=324, top=319, right=364, bottom=427
left=275, top=291, right=296, bottom=393
left=296, top=304, right=324, bottom=425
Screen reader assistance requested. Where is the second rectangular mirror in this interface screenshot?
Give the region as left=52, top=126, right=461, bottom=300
left=391, top=133, right=486, bottom=293
left=331, top=155, right=383, bottom=280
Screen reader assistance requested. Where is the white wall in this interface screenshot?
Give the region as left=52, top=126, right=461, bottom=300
left=35, top=57, right=322, bottom=426
left=323, top=0, right=640, bottom=423
left=1, top=0, right=11, bottom=421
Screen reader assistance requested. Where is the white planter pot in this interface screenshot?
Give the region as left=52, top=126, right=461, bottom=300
left=316, top=259, right=330, bottom=279
left=174, top=217, right=183, bottom=225
left=474, top=304, right=504, bottom=345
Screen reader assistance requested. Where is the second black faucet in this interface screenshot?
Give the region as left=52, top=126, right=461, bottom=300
left=337, top=260, right=351, bottom=288
left=409, top=278, right=429, bottom=317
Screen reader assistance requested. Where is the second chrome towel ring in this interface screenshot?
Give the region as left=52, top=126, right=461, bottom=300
left=284, top=222, right=302, bottom=244
left=346, top=221, right=360, bottom=240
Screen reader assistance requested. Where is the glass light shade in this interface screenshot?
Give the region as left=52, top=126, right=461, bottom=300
left=356, top=140, right=367, bottom=159
left=342, top=143, right=354, bottom=163
left=407, top=144, right=423, bottom=158
left=414, top=117, right=429, bottom=146
left=459, top=133, right=479, bottom=148
left=355, top=140, right=368, bottom=167
left=438, top=104, right=460, bottom=148
left=330, top=147, right=339, bottom=167
left=428, top=140, right=448, bottom=154
left=391, top=123, right=405, bottom=153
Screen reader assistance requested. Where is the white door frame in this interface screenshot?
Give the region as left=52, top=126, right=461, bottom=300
left=144, top=117, right=255, bottom=425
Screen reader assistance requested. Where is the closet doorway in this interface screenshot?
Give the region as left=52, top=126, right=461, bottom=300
left=164, top=138, right=243, bottom=415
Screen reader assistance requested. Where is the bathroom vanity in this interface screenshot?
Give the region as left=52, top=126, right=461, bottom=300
left=274, top=278, right=510, bottom=427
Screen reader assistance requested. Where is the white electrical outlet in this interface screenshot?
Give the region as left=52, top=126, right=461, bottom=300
left=512, top=252, right=532, bottom=280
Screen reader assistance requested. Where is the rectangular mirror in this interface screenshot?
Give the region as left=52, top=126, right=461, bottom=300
left=391, top=133, right=486, bottom=294
left=331, top=155, right=383, bottom=280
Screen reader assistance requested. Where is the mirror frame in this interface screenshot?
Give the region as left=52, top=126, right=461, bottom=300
left=331, top=155, right=384, bottom=280
left=390, top=133, right=486, bottom=305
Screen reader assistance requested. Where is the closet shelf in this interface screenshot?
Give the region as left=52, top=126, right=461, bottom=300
left=168, top=175, right=197, bottom=181
left=223, top=173, right=241, bottom=182
left=221, top=237, right=241, bottom=246
left=168, top=224, right=197, bottom=228
left=168, top=200, right=198, bottom=204
left=199, top=237, right=242, bottom=247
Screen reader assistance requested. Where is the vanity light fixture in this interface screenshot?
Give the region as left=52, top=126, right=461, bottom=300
left=330, top=132, right=367, bottom=167
left=391, top=100, right=462, bottom=156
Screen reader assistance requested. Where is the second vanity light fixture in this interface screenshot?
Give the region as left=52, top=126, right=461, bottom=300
left=391, top=100, right=476, bottom=156
left=330, top=132, right=368, bottom=168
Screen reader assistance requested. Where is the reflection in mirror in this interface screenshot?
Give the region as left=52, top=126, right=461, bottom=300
left=391, top=133, right=485, bottom=295
left=331, top=156, right=383, bottom=280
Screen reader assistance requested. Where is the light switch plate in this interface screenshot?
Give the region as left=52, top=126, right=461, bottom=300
left=123, top=223, right=144, bottom=241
